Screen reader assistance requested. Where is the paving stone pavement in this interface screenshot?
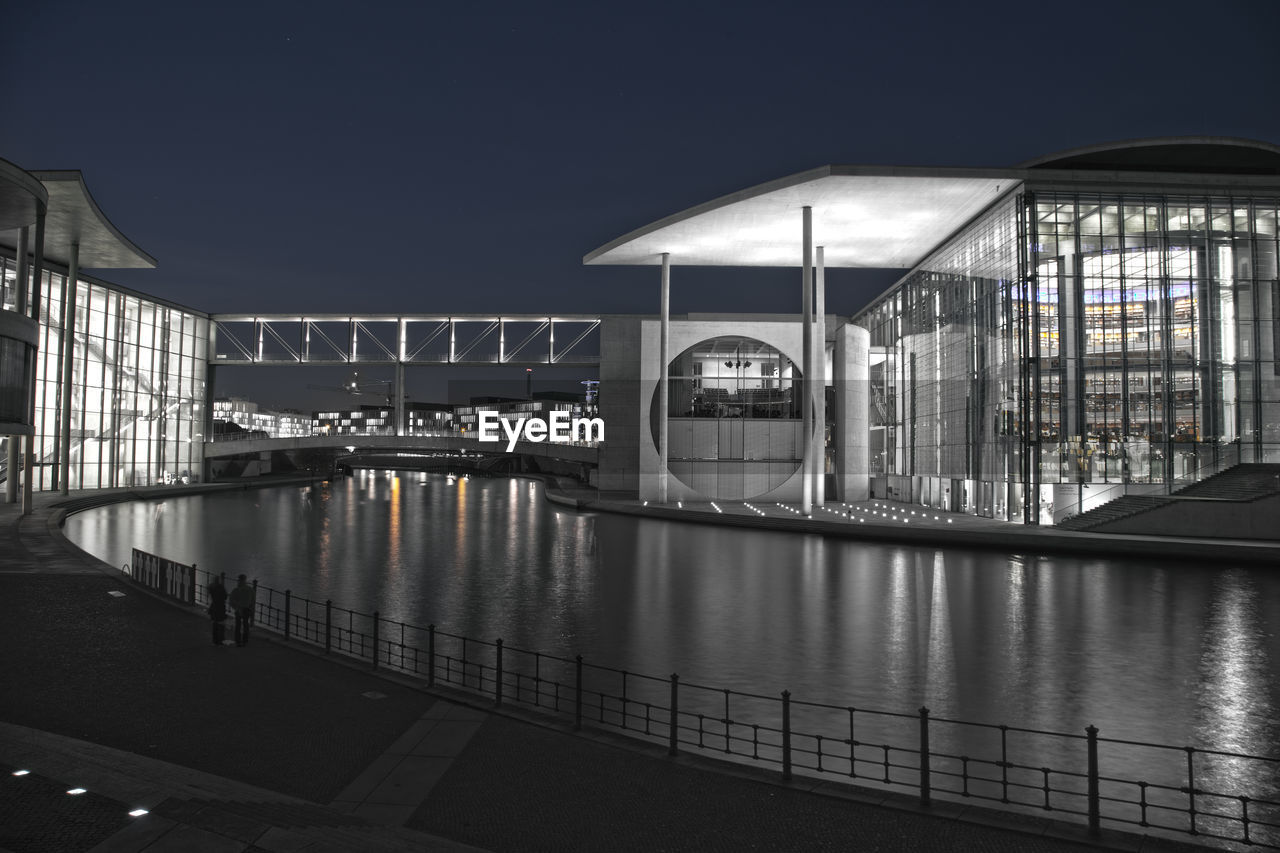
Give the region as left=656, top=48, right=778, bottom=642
left=0, top=485, right=1217, bottom=851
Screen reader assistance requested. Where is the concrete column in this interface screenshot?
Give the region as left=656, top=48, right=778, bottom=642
left=7, top=227, right=29, bottom=505
left=658, top=253, right=670, bottom=504
left=801, top=207, right=813, bottom=516
left=815, top=245, right=826, bottom=506
left=834, top=323, right=871, bottom=501
left=394, top=361, right=405, bottom=437
left=59, top=242, right=79, bottom=494
left=50, top=274, right=66, bottom=490
left=24, top=206, right=46, bottom=515
left=203, top=364, right=217, bottom=481
left=14, top=227, right=28, bottom=315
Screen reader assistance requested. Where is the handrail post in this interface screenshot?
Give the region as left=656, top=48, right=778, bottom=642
left=668, top=673, right=679, bottom=757
left=372, top=610, right=380, bottom=669
left=427, top=624, right=436, bottom=687
left=189, top=563, right=197, bottom=604
left=1086, top=725, right=1100, bottom=836
left=324, top=599, right=332, bottom=654
left=1186, top=746, right=1197, bottom=835
left=495, top=639, right=504, bottom=706
left=574, top=655, right=583, bottom=731
left=252, top=579, right=259, bottom=622
left=919, top=706, right=931, bottom=806
left=782, top=690, right=792, bottom=781
left=284, top=590, right=291, bottom=639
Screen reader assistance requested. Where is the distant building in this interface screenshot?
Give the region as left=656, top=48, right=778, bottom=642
left=213, top=398, right=310, bottom=439
left=406, top=402, right=452, bottom=435
left=313, top=405, right=395, bottom=436
left=452, top=393, right=585, bottom=438
left=314, top=402, right=453, bottom=436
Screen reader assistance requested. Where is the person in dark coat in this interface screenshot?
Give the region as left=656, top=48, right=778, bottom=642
left=228, top=574, right=256, bottom=647
left=207, top=576, right=229, bottom=645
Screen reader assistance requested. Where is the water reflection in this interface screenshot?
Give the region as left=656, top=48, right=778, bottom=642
left=64, top=472, right=1280, bottom=772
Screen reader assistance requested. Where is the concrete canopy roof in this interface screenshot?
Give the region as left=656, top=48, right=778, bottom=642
left=17, top=171, right=155, bottom=269
left=584, top=165, right=1018, bottom=269
left=0, top=157, right=48, bottom=232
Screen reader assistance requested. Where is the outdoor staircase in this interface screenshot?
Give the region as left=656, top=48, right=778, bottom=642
left=1056, top=463, right=1280, bottom=531
left=1170, top=462, right=1280, bottom=500
left=1056, top=494, right=1171, bottom=531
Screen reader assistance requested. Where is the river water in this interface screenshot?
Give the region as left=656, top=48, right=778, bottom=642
left=64, top=469, right=1280, bottom=824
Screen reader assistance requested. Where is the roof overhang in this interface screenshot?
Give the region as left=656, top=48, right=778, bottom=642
left=584, top=165, right=1020, bottom=269
left=0, top=170, right=156, bottom=270
left=0, top=157, right=49, bottom=232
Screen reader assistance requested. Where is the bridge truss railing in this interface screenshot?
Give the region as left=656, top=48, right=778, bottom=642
left=127, top=550, right=1280, bottom=851
left=208, top=313, right=602, bottom=367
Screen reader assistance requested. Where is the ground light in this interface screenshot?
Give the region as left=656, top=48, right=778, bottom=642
left=12, top=769, right=148, bottom=818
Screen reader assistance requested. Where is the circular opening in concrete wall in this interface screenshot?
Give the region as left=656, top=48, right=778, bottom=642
left=650, top=335, right=807, bottom=501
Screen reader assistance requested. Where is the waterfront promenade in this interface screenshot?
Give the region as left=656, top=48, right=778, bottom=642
left=0, top=480, right=1224, bottom=852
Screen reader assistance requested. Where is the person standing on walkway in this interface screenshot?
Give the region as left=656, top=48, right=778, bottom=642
left=229, top=574, right=256, bottom=647
left=207, top=575, right=228, bottom=646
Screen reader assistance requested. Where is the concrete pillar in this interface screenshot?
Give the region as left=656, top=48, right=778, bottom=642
left=59, top=242, right=79, bottom=494
left=815, top=245, right=826, bottom=506
left=394, top=361, right=405, bottom=437
left=834, top=323, right=871, bottom=501
left=801, top=208, right=813, bottom=516
left=203, top=364, right=217, bottom=481
left=7, top=227, right=29, bottom=505
left=14, top=227, right=28, bottom=315
left=24, top=205, right=46, bottom=515
left=658, top=253, right=670, bottom=504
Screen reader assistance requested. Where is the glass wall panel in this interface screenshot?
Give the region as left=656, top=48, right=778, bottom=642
left=856, top=194, right=1022, bottom=519
left=1029, top=188, right=1280, bottom=514
left=653, top=335, right=805, bottom=500
left=854, top=187, right=1280, bottom=522
left=1, top=252, right=209, bottom=492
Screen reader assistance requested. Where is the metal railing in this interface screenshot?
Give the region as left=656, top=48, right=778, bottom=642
left=124, top=549, right=1280, bottom=850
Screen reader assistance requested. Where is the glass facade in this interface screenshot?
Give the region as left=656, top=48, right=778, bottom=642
left=1, top=253, right=208, bottom=490
left=858, top=194, right=1023, bottom=519
left=856, top=185, right=1280, bottom=523
left=654, top=335, right=806, bottom=499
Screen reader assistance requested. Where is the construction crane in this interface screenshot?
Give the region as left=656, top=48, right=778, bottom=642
left=306, top=372, right=396, bottom=406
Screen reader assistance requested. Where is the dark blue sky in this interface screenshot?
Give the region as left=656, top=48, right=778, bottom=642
left=4, top=0, right=1278, bottom=405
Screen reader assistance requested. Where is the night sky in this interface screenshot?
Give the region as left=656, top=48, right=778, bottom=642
left=4, top=0, right=1279, bottom=408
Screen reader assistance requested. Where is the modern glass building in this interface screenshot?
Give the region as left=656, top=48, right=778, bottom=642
left=6, top=140, right=1279, bottom=526
left=858, top=145, right=1280, bottom=523
left=1, top=162, right=208, bottom=498
left=587, top=137, right=1280, bottom=523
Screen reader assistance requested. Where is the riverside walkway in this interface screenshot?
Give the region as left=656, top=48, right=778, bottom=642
left=1, top=481, right=1214, bottom=852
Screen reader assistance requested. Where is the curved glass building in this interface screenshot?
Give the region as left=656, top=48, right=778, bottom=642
left=1, top=160, right=207, bottom=500
left=588, top=137, right=1280, bottom=523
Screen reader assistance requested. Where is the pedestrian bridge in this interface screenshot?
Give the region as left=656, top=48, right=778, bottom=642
left=203, top=433, right=598, bottom=465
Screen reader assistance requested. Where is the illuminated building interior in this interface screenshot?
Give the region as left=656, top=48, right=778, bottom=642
left=5, top=140, right=1279, bottom=525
